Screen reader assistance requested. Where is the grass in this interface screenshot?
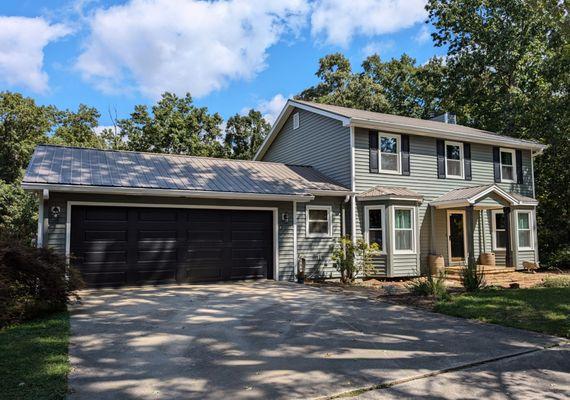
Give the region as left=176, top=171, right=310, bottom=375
left=435, top=287, right=570, bottom=338
left=0, top=311, right=70, bottom=400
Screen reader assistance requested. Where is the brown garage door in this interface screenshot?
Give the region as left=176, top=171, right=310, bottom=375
left=70, top=206, right=273, bottom=287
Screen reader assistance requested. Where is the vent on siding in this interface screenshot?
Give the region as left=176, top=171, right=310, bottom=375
left=293, top=112, right=300, bottom=129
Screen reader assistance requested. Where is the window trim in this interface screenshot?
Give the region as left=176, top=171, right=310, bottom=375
left=515, top=210, right=534, bottom=250
left=499, top=147, right=517, bottom=183
left=306, top=205, right=332, bottom=237
left=392, top=206, right=417, bottom=254
left=293, top=112, right=300, bottom=130
left=378, top=132, right=401, bottom=174
left=364, top=205, right=386, bottom=254
left=491, top=209, right=507, bottom=251
left=444, top=140, right=464, bottom=179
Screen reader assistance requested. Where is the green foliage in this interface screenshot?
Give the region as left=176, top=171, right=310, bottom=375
left=541, top=275, right=570, bottom=288
left=0, top=180, right=37, bottom=245
left=331, top=236, right=379, bottom=284
left=460, top=260, right=486, bottom=292
left=0, top=241, right=83, bottom=328
left=51, top=104, right=105, bottom=149
left=407, top=272, right=450, bottom=300
left=224, top=109, right=270, bottom=159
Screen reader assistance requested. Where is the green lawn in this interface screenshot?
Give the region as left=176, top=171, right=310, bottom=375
left=0, top=311, right=70, bottom=400
left=435, top=287, right=570, bottom=338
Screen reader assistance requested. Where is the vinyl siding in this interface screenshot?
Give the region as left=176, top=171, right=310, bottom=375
left=261, top=108, right=352, bottom=188
left=354, top=128, right=536, bottom=275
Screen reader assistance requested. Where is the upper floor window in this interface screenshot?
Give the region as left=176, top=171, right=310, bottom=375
left=445, top=141, right=464, bottom=179
left=306, top=205, right=331, bottom=237
left=293, top=112, right=300, bottom=129
left=379, top=133, right=401, bottom=173
left=364, top=205, right=385, bottom=253
left=516, top=211, right=533, bottom=250
left=491, top=210, right=507, bottom=250
left=500, top=148, right=516, bottom=183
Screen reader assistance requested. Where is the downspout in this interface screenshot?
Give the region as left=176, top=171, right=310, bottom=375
left=41, top=189, right=49, bottom=249
left=37, top=190, right=44, bottom=247
left=350, top=126, right=357, bottom=244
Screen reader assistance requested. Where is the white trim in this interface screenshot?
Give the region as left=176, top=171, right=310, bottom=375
left=293, top=201, right=298, bottom=276
left=444, top=140, right=464, bottom=179
left=350, top=126, right=356, bottom=192
left=357, top=195, right=422, bottom=202
left=491, top=209, right=507, bottom=251
left=364, top=205, right=386, bottom=254
left=293, top=112, right=300, bottom=130
left=531, top=153, right=536, bottom=198
left=499, top=148, right=517, bottom=183
left=430, top=184, right=522, bottom=208
left=65, top=201, right=280, bottom=281
left=350, top=196, right=357, bottom=245
left=22, top=183, right=313, bottom=202
left=392, top=206, right=417, bottom=254
left=378, top=132, right=401, bottom=174
left=310, top=190, right=352, bottom=197
left=515, top=210, right=534, bottom=250
left=37, top=190, right=44, bottom=247
left=447, top=210, right=468, bottom=263
left=305, top=205, right=332, bottom=238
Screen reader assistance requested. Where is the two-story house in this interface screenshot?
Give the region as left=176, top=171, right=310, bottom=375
left=23, top=100, right=546, bottom=287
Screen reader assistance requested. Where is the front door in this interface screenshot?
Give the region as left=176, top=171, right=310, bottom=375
left=448, top=211, right=466, bottom=262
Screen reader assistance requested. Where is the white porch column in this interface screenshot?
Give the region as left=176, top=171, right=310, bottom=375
left=293, top=201, right=298, bottom=276
left=350, top=195, right=357, bottom=245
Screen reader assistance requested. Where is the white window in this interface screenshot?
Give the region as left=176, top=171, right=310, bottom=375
left=293, top=112, right=300, bottom=129
left=445, top=141, right=464, bottom=179
left=491, top=210, right=507, bottom=250
left=379, top=133, right=401, bottom=173
left=364, top=205, right=386, bottom=253
left=516, top=211, right=533, bottom=250
left=306, top=206, right=331, bottom=237
left=500, top=148, right=516, bottom=183
left=393, top=206, right=416, bottom=253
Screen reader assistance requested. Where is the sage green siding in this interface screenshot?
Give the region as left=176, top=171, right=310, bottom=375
left=261, top=108, right=351, bottom=188
left=354, top=128, right=537, bottom=275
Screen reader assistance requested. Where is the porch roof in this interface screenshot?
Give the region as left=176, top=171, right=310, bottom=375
left=430, top=184, right=538, bottom=209
left=356, top=185, right=423, bottom=201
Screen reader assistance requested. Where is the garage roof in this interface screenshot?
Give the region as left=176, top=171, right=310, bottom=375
left=23, top=145, right=350, bottom=199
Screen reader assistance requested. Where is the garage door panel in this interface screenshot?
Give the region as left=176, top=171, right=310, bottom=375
left=138, top=230, right=177, bottom=240
left=83, top=230, right=128, bottom=242
left=137, top=209, right=177, bottom=221
left=83, top=250, right=128, bottom=264
left=137, top=249, right=178, bottom=262
left=84, top=208, right=128, bottom=221
left=187, top=230, right=225, bottom=243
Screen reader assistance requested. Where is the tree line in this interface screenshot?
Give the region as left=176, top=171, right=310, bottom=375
left=0, top=0, right=567, bottom=267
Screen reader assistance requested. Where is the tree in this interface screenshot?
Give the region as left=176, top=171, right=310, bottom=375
left=0, top=180, right=37, bottom=244
left=52, top=104, right=105, bottom=149
left=0, top=92, right=54, bottom=183
left=118, top=92, right=224, bottom=156
left=223, top=110, right=270, bottom=160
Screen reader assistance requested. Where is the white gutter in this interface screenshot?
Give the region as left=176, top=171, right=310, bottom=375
left=22, top=183, right=315, bottom=202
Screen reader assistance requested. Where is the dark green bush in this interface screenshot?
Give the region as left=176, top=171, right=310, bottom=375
left=460, top=260, right=486, bottom=292
left=0, top=242, right=84, bottom=328
left=407, top=272, right=449, bottom=300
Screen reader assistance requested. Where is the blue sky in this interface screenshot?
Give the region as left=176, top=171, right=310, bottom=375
left=0, top=0, right=444, bottom=126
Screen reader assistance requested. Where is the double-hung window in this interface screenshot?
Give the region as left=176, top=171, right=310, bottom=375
left=500, top=148, right=516, bottom=182
left=516, top=211, right=533, bottom=250
left=379, top=133, right=400, bottom=173
left=364, top=205, right=385, bottom=253
left=393, top=207, right=415, bottom=253
left=491, top=210, right=507, bottom=250
left=445, top=141, right=464, bottom=178
left=306, top=206, right=331, bottom=237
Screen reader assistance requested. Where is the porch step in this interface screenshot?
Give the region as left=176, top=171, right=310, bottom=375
left=444, top=265, right=516, bottom=281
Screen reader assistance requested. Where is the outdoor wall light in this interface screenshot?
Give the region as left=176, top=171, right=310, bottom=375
left=281, top=212, right=289, bottom=223
left=50, top=206, right=62, bottom=219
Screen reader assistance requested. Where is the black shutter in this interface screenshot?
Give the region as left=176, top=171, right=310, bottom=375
left=516, top=149, right=523, bottom=184
left=369, top=131, right=378, bottom=173
left=436, top=139, right=445, bottom=179
left=464, top=143, right=472, bottom=180
left=493, top=147, right=501, bottom=183
left=401, top=134, right=410, bottom=176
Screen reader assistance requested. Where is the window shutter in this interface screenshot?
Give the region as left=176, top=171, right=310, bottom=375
left=516, top=149, right=523, bottom=184
left=464, top=142, right=472, bottom=180
left=401, top=134, right=410, bottom=176
left=493, top=147, right=501, bottom=183
left=369, top=131, right=378, bottom=173
left=436, top=139, right=445, bottom=179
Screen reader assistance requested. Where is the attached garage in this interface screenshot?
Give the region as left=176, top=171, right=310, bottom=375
left=70, top=205, right=274, bottom=287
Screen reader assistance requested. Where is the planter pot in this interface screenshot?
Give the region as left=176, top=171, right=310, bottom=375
left=297, top=276, right=305, bottom=284
left=428, top=254, right=445, bottom=275
left=479, top=252, right=495, bottom=266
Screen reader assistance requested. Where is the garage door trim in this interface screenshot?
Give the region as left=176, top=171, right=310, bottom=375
left=65, top=201, right=280, bottom=281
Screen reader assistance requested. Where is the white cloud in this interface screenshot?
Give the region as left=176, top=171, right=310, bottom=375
left=311, top=0, right=427, bottom=47
left=256, top=93, right=289, bottom=125
left=414, top=24, right=431, bottom=44
left=362, top=40, right=395, bottom=56
left=76, top=0, right=309, bottom=98
left=0, top=16, right=71, bottom=93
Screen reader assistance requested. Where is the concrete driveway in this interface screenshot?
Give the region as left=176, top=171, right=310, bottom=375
left=68, top=282, right=567, bottom=399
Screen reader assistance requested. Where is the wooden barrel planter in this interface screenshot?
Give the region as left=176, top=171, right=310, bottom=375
left=428, top=254, right=445, bottom=275
left=479, top=252, right=496, bottom=266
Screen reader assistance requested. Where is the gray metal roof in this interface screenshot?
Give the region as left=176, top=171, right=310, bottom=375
left=357, top=186, right=423, bottom=201
left=430, top=184, right=537, bottom=206
left=23, top=145, right=349, bottom=196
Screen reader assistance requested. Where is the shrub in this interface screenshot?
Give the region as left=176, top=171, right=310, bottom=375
left=0, top=241, right=84, bottom=328
left=332, top=236, right=379, bottom=284
left=541, top=275, right=570, bottom=288
left=460, top=259, right=486, bottom=292
left=407, top=272, right=449, bottom=300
